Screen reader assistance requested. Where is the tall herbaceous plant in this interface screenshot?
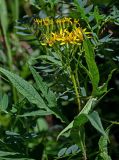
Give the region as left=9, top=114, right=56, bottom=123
left=0, top=0, right=117, bottom=159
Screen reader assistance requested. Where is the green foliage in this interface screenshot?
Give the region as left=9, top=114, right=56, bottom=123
left=96, top=127, right=112, bottom=160
left=57, top=144, right=80, bottom=159
left=0, top=67, right=47, bottom=109
left=0, top=0, right=119, bottom=159
left=0, top=94, right=8, bottom=112
left=83, top=39, right=99, bottom=96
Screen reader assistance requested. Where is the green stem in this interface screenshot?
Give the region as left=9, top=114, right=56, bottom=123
left=3, top=32, right=12, bottom=71
left=2, top=27, right=17, bottom=103
left=70, top=72, right=81, bottom=112
left=66, top=44, right=81, bottom=111
left=79, top=130, right=87, bottom=160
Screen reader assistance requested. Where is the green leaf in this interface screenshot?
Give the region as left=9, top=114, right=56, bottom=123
left=58, top=148, right=67, bottom=157
left=98, top=69, right=116, bottom=95
left=82, top=0, right=88, bottom=6
left=37, top=55, right=62, bottom=66
left=86, top=111, right=107, bottom=138
left=0, top=68, right=65, bottom=123
left=70, top=110, right=107, bottom=154
left=0, top=94, right=8, bottom=111
left=0, top=151, right=19, bottom=157
left=85, top=4, right=93, bottom=14
left=57, top=98, right=97, bottom=139
left=0, top=68, right=47, bottom=110
left=30, top=66, right=57, bottom=108
left=83, top=39, right=100, bottom=96
left=35, top=118, right=48, bottom=131
left=57, top=121, right=73, bottom=140
left=69, top=98, right=97, bottom=150
left=96, top=126, right=112, bottom=160
left=16, top=32, right=32, bottom=36
left=74, top=0, right=89, bottom=22
left=58, top=144, right=80, bottom=158
left=30, top=66, right=67, bottom=122
left=0, top=0, right=8, bottom=31
left=79, top=97, right=97, bottom=115
left=18, top=110, right=53, bottom=117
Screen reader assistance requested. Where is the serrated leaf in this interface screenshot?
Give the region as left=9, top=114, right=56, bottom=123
left=30, top=66, right=57, bottom=108
left=38, top=55, right=62, bottom=66
left=83, top=39, right=99, bottom=96
left=0, top=68, right=65, bottom=123
left=0, top=68, right=47, bottom=110
left=96, top=126, right=112, bottom=160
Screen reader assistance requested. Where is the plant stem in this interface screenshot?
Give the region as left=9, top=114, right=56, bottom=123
left=2, top=27, right=17, bottom=103
left=81, top=139, right=87, bottom=160
left=79, top=129, right=87, bottom=160
left=70, top=72, right=81, bottom=112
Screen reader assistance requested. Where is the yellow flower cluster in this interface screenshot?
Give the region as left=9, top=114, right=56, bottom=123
left=33, top=17, right=91, bottom=46
left=42, top=27, right=90, bottom=46
left=34, top=17, right=78, bottom=27
left=34, top=17, right=53, bottom=26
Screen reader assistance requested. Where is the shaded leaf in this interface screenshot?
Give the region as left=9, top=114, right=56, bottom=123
left=98, top=69, right=116, bottom=95
left=58, top=148, right=67, bottom=157
left=0, top=151, right=19, bottom=157
left=57, top=98, right=97, bottom=139
left=96, top=126, right=112, bottom=160
left=85, top=4, right=93, bottom=14
left=86, top=111, right=107, bottom=138
left=30, top=66, right=57, bottom=108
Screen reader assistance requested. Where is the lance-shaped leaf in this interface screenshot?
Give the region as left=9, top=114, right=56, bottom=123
left=30, top=66, right=57, bottom=108
left=0, top=68, right=66, bottom=122
left=96, top=126, right=112, bottom=160
left=57, top=98, right=97, bottom=139
left=86, top=111, right=108, bottom=138
left=0, top=67, right=47, bottom=109
left=83, top=39, right=100, bottom=96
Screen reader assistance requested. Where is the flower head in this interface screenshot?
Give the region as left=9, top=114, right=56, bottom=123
left=33, top=17, right=91, bottom=46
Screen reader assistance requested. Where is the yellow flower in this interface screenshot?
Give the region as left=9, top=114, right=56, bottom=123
left=43, top=17, right=53, bottom=26
left=34, top=18, right=42, bottom=25
left=42, top=27, right=86, bottom=46
left=34, top=17, right=91, bottom=46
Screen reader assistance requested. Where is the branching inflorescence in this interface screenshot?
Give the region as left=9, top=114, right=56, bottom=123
left=33, top=17, right=91, bottom=46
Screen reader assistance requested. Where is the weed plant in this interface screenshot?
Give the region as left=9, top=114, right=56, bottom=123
left=0, top=0, right=119, bottom=159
